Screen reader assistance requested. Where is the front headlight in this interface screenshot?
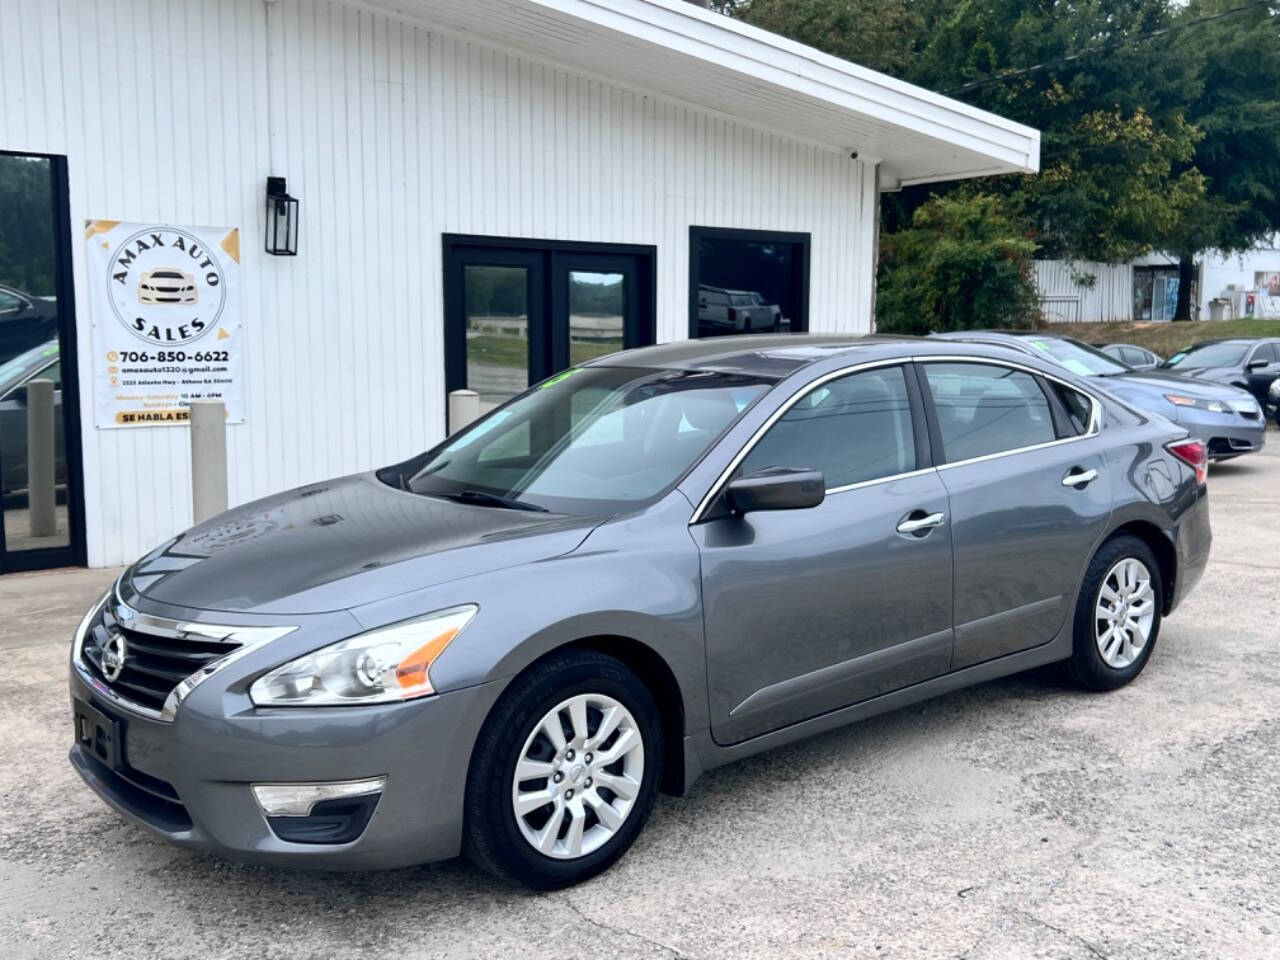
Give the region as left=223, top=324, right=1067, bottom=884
left=249, top=605, right=477, bottom=707
left=1165, top=394, right=1226, bottom=414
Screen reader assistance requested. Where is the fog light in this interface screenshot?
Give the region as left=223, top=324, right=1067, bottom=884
left=251, top=777, right=386, bottom=817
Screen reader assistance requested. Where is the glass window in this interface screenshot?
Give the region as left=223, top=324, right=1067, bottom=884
left=1121, top=347, right=1146, bottom=366
left=464, top=264, right=529, bottom=413
left=569, top=271, right=625, bottom=366
left=1021, top=336, right=1129, bottom=377
left=1, top=152, right=71, bottom=556
left=1249, top=342, right=1280, bottom=364
left=739, top=366, right=916, bottom=489
left=1048, top=381, right=1093, bottom=436
left=386, top=366, right=771, bottom=514
left=1163, top=341, right=1250, bottom=369
left=924, top=363, right=1057, bottom=462
left=692, top=229, right=807, bottom=338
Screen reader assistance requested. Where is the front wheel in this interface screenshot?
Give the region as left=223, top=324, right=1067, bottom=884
left=463, top=649, right=663, bottom=889
left=1065, top=535, right=1163, bottom=691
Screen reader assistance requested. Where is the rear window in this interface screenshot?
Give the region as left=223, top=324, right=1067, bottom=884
left=923, top=362, right=1056, bottom=462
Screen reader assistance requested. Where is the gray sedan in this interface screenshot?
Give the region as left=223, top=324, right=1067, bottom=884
left=69, top=336, right=1211, bottom=888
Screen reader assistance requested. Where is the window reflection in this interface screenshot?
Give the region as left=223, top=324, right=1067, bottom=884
left=693, top=231, right=807, bottom=338
left=0, top=153, right=70, bottom=553
left=569, top=271, right=624, bottom=364
left=464, top=264, right=529, bottom=412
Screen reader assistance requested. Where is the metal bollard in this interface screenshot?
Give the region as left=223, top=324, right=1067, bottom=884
left=26, top=378, right=56, bottom=537
left=448, top=389, right=480, bottom=435
left=189, top=400, right=228, bottom=524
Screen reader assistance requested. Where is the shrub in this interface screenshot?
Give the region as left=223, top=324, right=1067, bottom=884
left=876, top=192, right=1038, bottom=335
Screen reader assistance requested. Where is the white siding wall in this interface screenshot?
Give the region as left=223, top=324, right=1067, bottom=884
left=0, top=0, right=877, bottom=567
left=1033, top=260, right=1132, bottom=324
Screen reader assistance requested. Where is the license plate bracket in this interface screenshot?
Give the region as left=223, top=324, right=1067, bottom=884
left=74, top=698, right=123, bottom=770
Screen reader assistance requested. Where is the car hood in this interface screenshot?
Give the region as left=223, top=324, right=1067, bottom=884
left=121, top=473, right=604, bottom=615
left=1108, top=369, right=1249, bottom=400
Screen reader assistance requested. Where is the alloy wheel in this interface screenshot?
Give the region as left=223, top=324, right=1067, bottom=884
left=1094, top=556, right=1156, bottom=669
left=511, top=693, right=645, bottom=860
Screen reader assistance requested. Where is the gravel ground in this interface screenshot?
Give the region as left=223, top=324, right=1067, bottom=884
left=1, top=435, right=1278, bottom=959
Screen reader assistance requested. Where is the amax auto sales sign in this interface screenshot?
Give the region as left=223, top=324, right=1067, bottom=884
left=86, top=220, right=245, bottom=427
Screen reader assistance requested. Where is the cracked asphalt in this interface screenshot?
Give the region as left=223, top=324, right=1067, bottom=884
left=2, top=433, right=1278, bottom=959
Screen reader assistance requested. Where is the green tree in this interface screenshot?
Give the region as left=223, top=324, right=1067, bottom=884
left=1162, top=0, right=1280, bottom=318
left=876, top=192, right=1038, bottom=333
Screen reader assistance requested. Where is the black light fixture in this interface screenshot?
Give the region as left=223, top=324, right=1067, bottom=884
left=264, top=176, right=299, bottom=256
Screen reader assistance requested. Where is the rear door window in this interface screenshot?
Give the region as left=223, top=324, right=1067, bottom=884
left=923, top=362, right=1057, bottom=462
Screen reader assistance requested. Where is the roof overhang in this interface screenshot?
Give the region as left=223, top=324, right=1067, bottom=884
left=362, top=0, right=1039, bottom=187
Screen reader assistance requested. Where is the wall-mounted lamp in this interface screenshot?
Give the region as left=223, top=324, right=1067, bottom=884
left=265, top=176, right=299, bottom=256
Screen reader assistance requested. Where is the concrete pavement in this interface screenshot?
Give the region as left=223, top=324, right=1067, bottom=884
left=1, top=438, right=1278, bottom=959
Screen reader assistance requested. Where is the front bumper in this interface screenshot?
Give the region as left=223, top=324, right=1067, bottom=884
left=1175, top=407, right=1266, bottom=460
left=68, top=662, right=504, bottom=869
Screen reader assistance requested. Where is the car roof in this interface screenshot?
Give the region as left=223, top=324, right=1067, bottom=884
left=584, top=333, right=1046, bottom=379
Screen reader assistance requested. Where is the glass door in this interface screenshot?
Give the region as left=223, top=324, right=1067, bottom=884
left=443, top=237, right=655, bottom=430
left=0, top=151, right=85, bottom=573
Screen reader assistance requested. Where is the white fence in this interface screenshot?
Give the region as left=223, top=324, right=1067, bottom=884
left=1034, top=261, right=1133, bottom=323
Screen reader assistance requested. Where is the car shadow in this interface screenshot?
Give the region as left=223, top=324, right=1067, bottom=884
left=138, top=666, right=1078, bottom=910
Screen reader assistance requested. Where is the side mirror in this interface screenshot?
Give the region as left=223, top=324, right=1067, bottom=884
left=1247, top=358, right=1270, bottom=370
left=725, top=467, right=825, bottom=513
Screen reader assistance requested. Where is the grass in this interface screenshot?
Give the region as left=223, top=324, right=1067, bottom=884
left=466, top=334, right=623, bottom=370
left=1061, top=317, right=1280, bottom=358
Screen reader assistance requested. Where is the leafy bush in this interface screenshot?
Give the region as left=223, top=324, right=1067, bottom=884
left=876, top=193, right=1039, bottom=335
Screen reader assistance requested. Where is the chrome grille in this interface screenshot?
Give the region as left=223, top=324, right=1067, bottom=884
left=79, top=604, right=241, bottom=715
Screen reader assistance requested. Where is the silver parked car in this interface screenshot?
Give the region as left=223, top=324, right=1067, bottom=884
left=70, top=335, right=1211, bottom=888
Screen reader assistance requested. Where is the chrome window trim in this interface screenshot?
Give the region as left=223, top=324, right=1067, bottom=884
left=689, top=357, right=918, bottom=524
left=688, top=354, right=1103, bottom=524
left=71, top=575, right=297, bottom=722
left=916, top=355, right=1102, bottom=471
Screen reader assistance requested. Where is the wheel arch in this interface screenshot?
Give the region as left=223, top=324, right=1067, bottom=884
left=1104, top=519, right=1177, bottom=614
left=497, top=634, right=691, bottom=797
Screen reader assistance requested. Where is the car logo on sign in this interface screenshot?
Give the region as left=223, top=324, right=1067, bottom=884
left=101, top=634, right=128, bottom=682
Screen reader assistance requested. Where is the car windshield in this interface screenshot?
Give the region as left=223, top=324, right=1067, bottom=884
left=1019, top=336, right=1131, bottom=377
left=1162, top=341, right=1249, bottom=369
left=382, top=366, right=772, bottom=514
left=0, top=339, right=58, bottom=398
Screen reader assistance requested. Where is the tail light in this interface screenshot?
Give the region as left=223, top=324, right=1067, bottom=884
left=727, top=307, right=737, bottom=325
left=1166, top=438, right=1208, bottom=485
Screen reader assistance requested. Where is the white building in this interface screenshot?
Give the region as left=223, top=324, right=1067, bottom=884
left=1035, top=239, right=1280, bottom=325
left=0, top=0, right=1037, bottom=572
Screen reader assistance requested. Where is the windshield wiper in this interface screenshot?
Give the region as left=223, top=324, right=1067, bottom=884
left=434, top=489, right=549, bottom=512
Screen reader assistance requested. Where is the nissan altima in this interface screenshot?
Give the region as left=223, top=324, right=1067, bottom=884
left=69, top=335, right=1211, bottom=888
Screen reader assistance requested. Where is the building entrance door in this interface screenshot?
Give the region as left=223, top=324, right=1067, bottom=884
left=444, top=236, right=655, bottom=428
left=0, top=151, right=85, bottom=573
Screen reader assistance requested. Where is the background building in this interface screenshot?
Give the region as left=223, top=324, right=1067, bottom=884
left=0, top=0, right=1037, bottom=571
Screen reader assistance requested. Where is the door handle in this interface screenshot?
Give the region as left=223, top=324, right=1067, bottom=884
left=1062, top=468, right=1098, bottom=488
left=897, top=511, right=946, bottom=535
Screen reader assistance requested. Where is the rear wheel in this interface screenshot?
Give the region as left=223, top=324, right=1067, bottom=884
left=1065, top=535, right=1163, bottom=691
left=463, top=649, right=663, bottom=889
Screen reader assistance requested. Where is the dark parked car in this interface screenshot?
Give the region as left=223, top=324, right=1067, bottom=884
left=0, top=338, right=65, bottom=500
left=1161, top=338, right=1280, bottom=426
left=0, top=284, right=59, bottom=362
left=70, top=335, right=1210, bottom=888
left=935, top=331, right=1265, bottom=460
left=1093, top=342, right=1163, bottom=371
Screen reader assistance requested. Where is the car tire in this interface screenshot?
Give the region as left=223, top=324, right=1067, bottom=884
left=463, top=648, right=663, bottom=889
left=1065, top=534, right=1163, bottom=692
